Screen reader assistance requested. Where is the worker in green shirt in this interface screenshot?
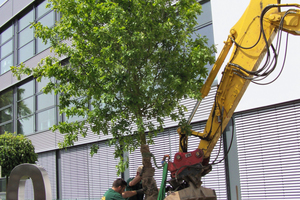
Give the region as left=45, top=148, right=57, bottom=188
left=102, top=178, right=144, bottom=200
left=126, top=166, right=144, bottom=200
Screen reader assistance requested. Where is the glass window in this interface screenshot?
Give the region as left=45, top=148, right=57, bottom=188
left=0, top=25, right=13, bottom=44
left=37, top=37, right=50, bottom=53
left=0, top=54, right=13, bottom=74
left=36, top=77, right=50, bottom=92
left=196, top=2, right=212, bottom=26
left=17, top=80, right=34, bottom=100
left=0, top=107, right=12, bottom=123
left=1, top=39, right=13, bottom=58
left=0, top=89, right=13, bottom=107
left=38, top=11, right=55, bottom=28
left=0, top=122, right=13, bottom=135
left=36, top=1, right=51, bottom=19
left=37, top=93, right=55, bottom=110
left=19, top=10, right=34, bottom=31
left=63, top=97, right=86, bottom=122
left=64, top=113, right=85, bottom=123
left=18, top=41, right=34, bottom=63
left=36, top=108, right=55, bottom=131
left=18, top=27, right=34, bottom=47
left=18, top=115, right=34, bottom=135
left=0, top=24, right=14, bottom=75
left=17, top=97, right=34, bottom=117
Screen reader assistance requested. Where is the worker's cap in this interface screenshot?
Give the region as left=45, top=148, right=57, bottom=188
left=137, top=165, right=143, bottom=173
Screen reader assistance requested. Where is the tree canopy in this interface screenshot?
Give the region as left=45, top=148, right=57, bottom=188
left=0, top=132, right=38, bottom=177
left=12, top=0, right=215, bottom=173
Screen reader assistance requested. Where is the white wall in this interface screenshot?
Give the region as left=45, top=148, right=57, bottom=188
left=211, top=0, right=300, bottom=112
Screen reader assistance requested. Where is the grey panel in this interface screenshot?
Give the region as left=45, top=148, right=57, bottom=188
left=0, top=0, right=12, bottom=28
left=235, top=100, right=300, bottom=199
left=0, top=0, right=35, bottom=28
left=0, top=70, right=12, bottom=91
left=12, top=0, right=34, bottom=20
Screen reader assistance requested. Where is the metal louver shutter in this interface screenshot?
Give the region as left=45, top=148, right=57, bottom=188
left=88, top=141, right=120, bottom=199
left=60, top=145, right=89, bottom=199
left=24, top=151, right=57, bottom=199
left=235, top=100, right=300, bottom=199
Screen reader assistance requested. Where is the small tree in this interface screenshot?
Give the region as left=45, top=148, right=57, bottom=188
left=0, top=132, right=38, bottom=181
left=12, top=0, right=215, bottom=199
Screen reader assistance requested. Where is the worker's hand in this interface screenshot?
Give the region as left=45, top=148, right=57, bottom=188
left=136, top=188, right=145, bottom=195
left=161, top=154, right=170, bottom=165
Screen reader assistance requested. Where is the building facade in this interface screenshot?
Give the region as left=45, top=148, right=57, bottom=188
left=1, top=0, right=300, bottom=199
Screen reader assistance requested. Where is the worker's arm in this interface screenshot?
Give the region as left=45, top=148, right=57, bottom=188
left=122, top=191, right=137, bottom=198
left=128, top=175, right=142, bottom=187
left=122, top=188, right=144, bottom=198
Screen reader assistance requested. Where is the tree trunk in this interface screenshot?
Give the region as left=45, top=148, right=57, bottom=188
left=141, top=144, right=158, bottom=200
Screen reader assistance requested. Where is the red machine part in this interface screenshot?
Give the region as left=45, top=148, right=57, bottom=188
left=167, top=148, right=204, bottom=178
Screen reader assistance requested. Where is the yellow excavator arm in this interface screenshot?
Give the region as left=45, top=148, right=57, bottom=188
left=180, top=0, right=300, bottom=158
left=166, top=0, right=300, bottom=199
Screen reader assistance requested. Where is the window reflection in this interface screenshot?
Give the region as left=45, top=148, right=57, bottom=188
left=0, top=89, right=13, bottom=107
left=1, top=39, right=13, bottom=58
left=18, top=41, right=34, bottom=64
left=18, top=27, right=34, bottom=47
left=37, top=93, right=55, bottom=110
left=37, top=37, right=50, bottom=54
left=18, top=80, right=34, bottom=100
left=0, top=90, right=13, bottom=135
left=0, top=24, right=14, bottom=75
left=0, top=122, right=12, bottom=135
left=0, top=25, right=13, bottom=44
left=19, top=10, right=34, bottom=31
left=36, top=1, right=52, bottom=19
left=18, top=115, right=34, bottom=135
left=17, top=115, right=34, bottom=135
left=38, top=11, right=55, bottom=28
left=0, top=107, right=12, bottom=122
left=36, top=77, right=50, bottom=92
left=0, top=54, right=13, bottom=74
left=36, top=108, right=55, bottom=131
left=64, top=113, right=85, bottom=123
left=17, top=97, right=34, bottom=117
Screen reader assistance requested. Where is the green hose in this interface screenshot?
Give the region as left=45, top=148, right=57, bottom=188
left=157, top=162, right=168, bottom=200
